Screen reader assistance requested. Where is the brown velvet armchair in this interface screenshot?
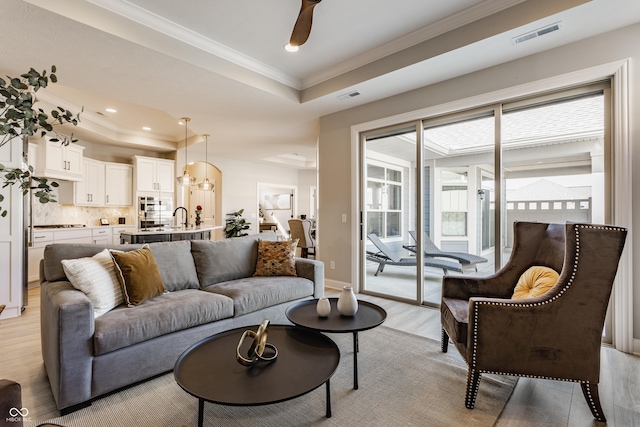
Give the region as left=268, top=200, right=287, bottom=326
left=441, top=221, right=627, bottom=422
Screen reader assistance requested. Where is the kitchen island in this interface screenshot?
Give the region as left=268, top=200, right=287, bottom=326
left=119, top=225, right=222, bottom=244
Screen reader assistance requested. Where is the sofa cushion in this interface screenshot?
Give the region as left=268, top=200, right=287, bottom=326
left=441, top=297, right=469, bottom=346
left=191, top=232, right=277, bottom=287
left=93, top=289, right=234, bottom=355
left=147, top=241, right=200, bottom=292
left=254, top=239, right=298, bottom=277
left=110, top=245, right=165, bottom=306
left=61, top=248, right=124, bottom=317
left=203, top=276, right=314, bottom=316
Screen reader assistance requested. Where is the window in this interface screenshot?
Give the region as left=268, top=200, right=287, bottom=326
left=366, top=162, right=403, bottom=238
left=441, top=172, right=468, bottom=236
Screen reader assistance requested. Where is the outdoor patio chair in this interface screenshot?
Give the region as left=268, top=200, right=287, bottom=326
left=441, top=221, right=627, bottom=422
left=403, top=231, right=488, bottom=271
left=366, top=233, right=463, bottom=276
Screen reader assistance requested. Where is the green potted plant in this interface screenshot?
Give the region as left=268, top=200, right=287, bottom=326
left=0, top=65, right=82, bottom=217
left=225, top=209, right=251, bottom=238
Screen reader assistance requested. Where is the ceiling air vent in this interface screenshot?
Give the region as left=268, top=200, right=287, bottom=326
left=338, top=91, right=361, bottom=101
left=512, top=22, right=562, bottom=45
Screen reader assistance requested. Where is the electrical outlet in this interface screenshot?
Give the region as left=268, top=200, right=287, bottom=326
left=341, top=214, right=347, bottom=223
left=330, top=261, right=335, bottom=269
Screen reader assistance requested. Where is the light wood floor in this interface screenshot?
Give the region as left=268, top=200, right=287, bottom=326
left=326, top=288, right=640, bottom=427
left=1, top=286, right=638, bottom=426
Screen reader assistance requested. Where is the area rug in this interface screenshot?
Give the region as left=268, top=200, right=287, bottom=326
left=32, top=326, right=516, bottom=427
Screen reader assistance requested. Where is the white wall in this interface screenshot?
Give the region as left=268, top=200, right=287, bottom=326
left=318, top=24, right=640, bottom=338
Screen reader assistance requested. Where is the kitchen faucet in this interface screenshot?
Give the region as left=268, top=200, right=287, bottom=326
left=173, top=207, right=189, bottom=228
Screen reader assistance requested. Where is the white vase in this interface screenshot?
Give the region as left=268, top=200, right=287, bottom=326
left=316, top=298, right=331, bottom=317
left=337, top=286, right=358, bottom=316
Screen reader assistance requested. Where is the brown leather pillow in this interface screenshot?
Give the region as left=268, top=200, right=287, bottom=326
left=110, top=245, right=165, bottom=306
left=512, top=265, right=559, bottom=300
left=253, top=239, right=298, bottom=277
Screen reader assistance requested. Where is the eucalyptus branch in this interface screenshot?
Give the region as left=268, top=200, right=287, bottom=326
left=0, top=66, right=82, bottom=148
left=0, top=165, right=58, bottom=217
left=0, top=65, right=81, bottom=217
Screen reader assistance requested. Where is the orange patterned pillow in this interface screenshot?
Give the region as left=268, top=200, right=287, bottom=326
left=512, top=266, right=559, bottom=300
left=254, top=239, right=298, bottom=277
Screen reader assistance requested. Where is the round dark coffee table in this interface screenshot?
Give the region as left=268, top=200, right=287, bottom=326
left=286, top=298, right=387, bottom=390
left=174, top=325, right=340, bottom=427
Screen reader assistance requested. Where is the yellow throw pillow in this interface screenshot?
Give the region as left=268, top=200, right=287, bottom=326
left=512, top=266, right=559, bottom=300
left=254, top=239, right=298, bottom=277
left=110, top=245, right=165, bottom=306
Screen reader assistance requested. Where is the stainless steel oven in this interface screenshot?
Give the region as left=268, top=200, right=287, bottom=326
left=138, top=196, right=173, bottom=229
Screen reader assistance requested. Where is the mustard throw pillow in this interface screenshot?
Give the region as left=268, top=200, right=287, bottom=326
left=512, top=266, right=559, bottom=300
left=254, top=239, right=298, bottom=277
left=110, top=245, right=165, bottom=306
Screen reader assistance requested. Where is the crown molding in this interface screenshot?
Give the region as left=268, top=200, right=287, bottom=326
left=87, top=0, right=302, bottom=89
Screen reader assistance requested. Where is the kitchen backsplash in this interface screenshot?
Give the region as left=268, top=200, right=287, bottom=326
left=32, top=202, right=137, bottom=227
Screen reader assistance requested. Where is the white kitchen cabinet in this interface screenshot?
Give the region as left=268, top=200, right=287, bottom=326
left=0, top=137, right=25, bottom=319
left=75, top=159, right=105, bottom=206
left=134, top=156, right=174, bottom=194
left=113, top=225, right=137, bottom=244
left=52, top=228, right=93, bottom=244
left=105, top=163, right=133, bottom=206
left=28, top=143, right=37, bottom=170
left=92, top=228, right=112, bottom=245
left=27, top=230, right=53, bottom=282
left=34, top=137, right=85, bottom=181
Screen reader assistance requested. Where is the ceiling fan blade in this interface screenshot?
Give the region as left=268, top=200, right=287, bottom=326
left=289, top=0, right=321, bottom=47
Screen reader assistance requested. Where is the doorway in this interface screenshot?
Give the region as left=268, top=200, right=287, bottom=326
left=257, top=183, right=297, bottom=239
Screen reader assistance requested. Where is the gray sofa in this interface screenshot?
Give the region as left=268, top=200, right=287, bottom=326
left=39, top=232, right=324, bottom=414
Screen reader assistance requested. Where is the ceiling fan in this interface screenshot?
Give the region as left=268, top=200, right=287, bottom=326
left=288, top=0, right=322, bottom=49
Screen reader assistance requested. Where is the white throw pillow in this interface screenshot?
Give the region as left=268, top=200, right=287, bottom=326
left=61, top=249, right=124, bottom=317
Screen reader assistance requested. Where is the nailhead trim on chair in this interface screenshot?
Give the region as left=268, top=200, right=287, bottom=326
left=583, top=382, right=604, bottom=421
left=470, top=224, right=626, bottom=383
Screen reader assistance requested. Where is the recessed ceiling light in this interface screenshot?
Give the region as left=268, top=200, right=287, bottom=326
left=105, top=108, right=117, bottom=113
left=142, top=126, right=152, bottom=131
left=284, top=43, right=299, bottom=53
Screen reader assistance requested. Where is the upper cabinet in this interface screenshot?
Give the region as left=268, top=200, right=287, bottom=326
left=105, top=164, right=133, bottom=206
left=134, top=156, right=175, bottom=194
left=72, top=160, right=133, bottom=207
left=34, top=137, right=85, bottom=181
left=75, top=159, right=105, bottom=206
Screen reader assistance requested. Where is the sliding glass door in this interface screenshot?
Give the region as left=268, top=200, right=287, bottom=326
left=360, top=83, right=611, bottom=311
left=422, top=110, right=496, bottom=306
left=362, top=125, right=418, bottom=302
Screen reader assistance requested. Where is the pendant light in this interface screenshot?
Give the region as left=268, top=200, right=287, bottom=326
left=177, top=117, right=196, bottom=186
left=198, top=133, right=213, bottom=191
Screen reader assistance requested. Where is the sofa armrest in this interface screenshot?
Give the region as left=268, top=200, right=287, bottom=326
left=295, top=258, right=324, bottom=298
left=442, top=269, right=519, bottom=301
left=466, top=294, right=600, bottom=382
left=40, top=281, right=95, bottom=412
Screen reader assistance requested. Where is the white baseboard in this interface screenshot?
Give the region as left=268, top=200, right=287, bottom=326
left=324, top=278, right=354, bottom=292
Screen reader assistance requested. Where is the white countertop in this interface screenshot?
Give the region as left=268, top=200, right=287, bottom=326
left=31, top=224, right=137, bottom=230
left=119, top=225, right=223, bottom=235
